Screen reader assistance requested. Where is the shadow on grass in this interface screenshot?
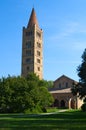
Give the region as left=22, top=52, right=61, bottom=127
left=0, top=111, right=86, bottom=130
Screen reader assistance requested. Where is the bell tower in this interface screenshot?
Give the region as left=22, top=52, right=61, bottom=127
left=21, top=8, right=43, bottom=79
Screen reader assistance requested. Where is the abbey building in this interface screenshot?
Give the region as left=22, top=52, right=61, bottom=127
left=21, top=8, right=83, bottom=109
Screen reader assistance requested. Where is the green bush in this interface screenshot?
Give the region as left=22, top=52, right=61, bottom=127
left=24, top=105, right=43, bottom=114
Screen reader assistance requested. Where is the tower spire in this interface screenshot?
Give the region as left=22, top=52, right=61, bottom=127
left=27, top=8, right=39, bottom=28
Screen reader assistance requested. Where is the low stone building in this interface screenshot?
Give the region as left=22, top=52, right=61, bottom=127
left=49, top=75, right=83, bottom=109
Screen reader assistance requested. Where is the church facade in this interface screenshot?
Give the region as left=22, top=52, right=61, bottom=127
left=50, top=75, right=83, bottom=109
left=21, top=8, right=43, bottom=79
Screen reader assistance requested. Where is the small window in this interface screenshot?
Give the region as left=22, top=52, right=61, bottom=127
left=26, top=31, right=32, bottom=36
left=26, top=58, right=31, bottom=63
left=27, top=66, right=30, bottom=71
left=38, top=67, right=40, bottom=71
left=59, top=83, right=61, bottom=89
left=26, top=42, right=31, bottom=48
left=36, top=31, right=41, bottom=38
left=66, top=82, right=68, bottom=88
left=37, top=59, right=40, bottom=63
left=37, top=42, right=41, bottom=48
left=37, top=51, right=40, bottom=56
left=26, top=50, right=31, bottom=56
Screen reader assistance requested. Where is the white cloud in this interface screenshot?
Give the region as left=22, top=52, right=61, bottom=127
left=47, top=21, right=86, bottom=41
left=45, top=21, right=86, bottom=52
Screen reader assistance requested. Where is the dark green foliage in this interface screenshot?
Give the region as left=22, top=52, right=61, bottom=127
left=47, top=80, right=54, bottom=88
left=81, top=103, right=86, bottom=111
left=38, top=80, right=54, bottom=89
left=81, top=98, right=86, bottom=111
left=26, top=72, right=39, bottom=82
left=72, top=49, right=86, bottom=111
left=72, top=49, right=86, bottom=98
left=0, top=73, right=54, bottom=113
left=0, top=76, right=31, bottom=113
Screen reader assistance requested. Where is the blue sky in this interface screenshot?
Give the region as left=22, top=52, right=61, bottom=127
left=0, top=0, right=86, bottom=81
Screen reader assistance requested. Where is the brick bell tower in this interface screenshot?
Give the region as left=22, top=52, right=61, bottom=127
left=21, top=8, right=43, bottom=79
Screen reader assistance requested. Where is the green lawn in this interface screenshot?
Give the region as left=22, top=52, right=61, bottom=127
left=0, top=110, right=86, bottom=130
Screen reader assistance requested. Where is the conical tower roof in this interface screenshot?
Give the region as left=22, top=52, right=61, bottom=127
left=27, top=8, right=39, bottom=28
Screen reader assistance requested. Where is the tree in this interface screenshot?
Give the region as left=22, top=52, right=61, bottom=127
left=72, top=49, right=86, bottom=98
left=0, top=73, right=54, bottom=113
left=26, top=73, right=39, bottom=82
left=72, top=49, right=86, bottom=111
left=0, top=76, right=32, bottom=113
left=38, top=87, right=54, bottom=111
left=47, top=81, right=54, bottom=88
left=26, top=73, right=54, bottom=112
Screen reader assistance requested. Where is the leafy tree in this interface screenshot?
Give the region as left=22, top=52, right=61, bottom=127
left=0, top=73, right=54, bottom=113
left=38, top=80, right=53, bottom=89
left=38, top=87, right=54, bottom=111
left=47, top=80, right=54, bottom=88
left=72, top=49, right=86, bottom=111
left=0, top=76, right=30, bottom=113
left=0, top=77, right=11, bottom=113
left=26, top=73, right=54, bottom=112
left=26, top=73, right=39, bottom=82
left=72, top=49, right=86, bottom=98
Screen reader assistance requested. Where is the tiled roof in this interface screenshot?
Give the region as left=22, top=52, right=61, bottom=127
left=49, top=88, right=72, bottom=94
left=54, top=75, right=78, bottom=83
left=27, top=8, right=39, bottom=28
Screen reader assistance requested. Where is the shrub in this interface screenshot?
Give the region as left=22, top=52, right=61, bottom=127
left=24, top=105, right=43, bottom=114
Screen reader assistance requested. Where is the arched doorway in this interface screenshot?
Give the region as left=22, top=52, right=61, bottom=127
left=60, top=100, right=65, bottom=108
left=54, top=99, right=59, bottom=107
left=71, top=99, right=76, bottom=109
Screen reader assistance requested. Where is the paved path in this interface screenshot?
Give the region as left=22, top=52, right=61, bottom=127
left=25, top=109, right=68, bottom=117
left=40, top=109, right=68, bottom=116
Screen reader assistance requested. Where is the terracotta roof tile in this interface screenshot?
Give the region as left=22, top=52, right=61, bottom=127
left=49, top=88, right=72, bottom=94
left=27, top=8, right=39, bottom=28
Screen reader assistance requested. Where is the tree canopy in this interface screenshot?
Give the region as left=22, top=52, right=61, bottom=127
left=0, top=73, right=54, bottom=113
left=72, top=49, right=86, bottom=99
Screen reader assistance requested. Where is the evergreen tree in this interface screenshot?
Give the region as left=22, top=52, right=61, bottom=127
left=72, top=49, right=86, bottom=111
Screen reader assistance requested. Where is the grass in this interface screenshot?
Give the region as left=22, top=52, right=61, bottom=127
left=0, top=110, right=86, bottom=130
left=46, top=107, right=60, bottom=113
